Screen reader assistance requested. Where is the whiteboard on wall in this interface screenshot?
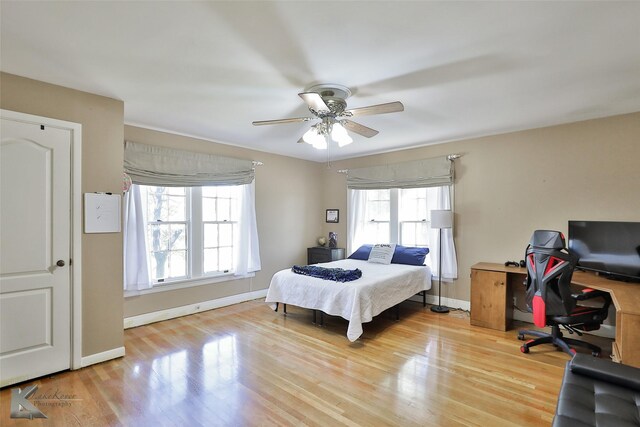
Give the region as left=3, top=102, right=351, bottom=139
left=84, top=193, right=121, bottom=233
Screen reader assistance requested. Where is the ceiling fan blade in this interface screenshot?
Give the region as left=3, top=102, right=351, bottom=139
left=345, top=101, right=404, bottom=117
left=342, top=120, right=379, bottom=138
left=298, top=92, right=330, bottom=113
left=252, top=117, right=314, bottom=126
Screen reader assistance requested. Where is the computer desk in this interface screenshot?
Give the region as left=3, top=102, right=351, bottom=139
left=470, top=262, right=640, bottom=368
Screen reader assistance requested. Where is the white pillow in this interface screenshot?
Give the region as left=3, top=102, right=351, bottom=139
left=367, top=243, right=396, bottom=264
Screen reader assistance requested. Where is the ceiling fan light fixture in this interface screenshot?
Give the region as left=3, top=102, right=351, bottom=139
left=303, top=125, right=327, bottom=150
left=252, top=83, right=404, bottom=150
left=312, top=138, right=328, bottom=150
left=332, top=123, right=353, bottom=147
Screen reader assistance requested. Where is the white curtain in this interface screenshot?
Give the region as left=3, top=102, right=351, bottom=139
left=123, top=184, right=151, bottom=291
left=428, top=186, right=458, bottom=281
left=234, top=181, right=261, bottom=276
left=347, top=189, right=367, bottom=255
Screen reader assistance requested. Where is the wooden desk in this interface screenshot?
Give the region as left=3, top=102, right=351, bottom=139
left=470, top=262, right=640, bottom=368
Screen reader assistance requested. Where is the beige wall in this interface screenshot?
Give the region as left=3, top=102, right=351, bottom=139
left=122, top=126, right=324, bottom=317
left=1, top=72, right=125, bottom=357
left=322, top=112, right=640, bottom=303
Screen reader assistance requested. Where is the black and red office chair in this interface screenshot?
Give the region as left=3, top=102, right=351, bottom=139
left=518, top=230, right=611, bottom=357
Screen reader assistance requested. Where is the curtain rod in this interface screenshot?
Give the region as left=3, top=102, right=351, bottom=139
left=336, top=154, right=462, bottom=173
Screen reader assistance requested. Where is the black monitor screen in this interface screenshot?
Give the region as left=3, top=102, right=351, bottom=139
left=568, top=221, right=640, bottom=282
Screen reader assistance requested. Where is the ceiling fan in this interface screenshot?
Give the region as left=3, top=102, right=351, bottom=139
left=252, top=84, right=404, bottom=149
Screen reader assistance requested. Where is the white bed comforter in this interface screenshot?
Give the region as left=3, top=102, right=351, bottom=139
left=265, top=259, right=432, bottom=341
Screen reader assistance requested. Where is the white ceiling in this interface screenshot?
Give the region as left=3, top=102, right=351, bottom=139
left=2, top=1, right=639, bottom=162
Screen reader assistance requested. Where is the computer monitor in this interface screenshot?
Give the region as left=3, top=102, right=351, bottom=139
left=568, top=220, right=640, bottom=282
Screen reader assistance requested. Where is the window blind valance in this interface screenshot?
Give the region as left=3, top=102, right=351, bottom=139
left=124, top=141, right=254, bottom=186
left=346, top=155, right=453, bottom=189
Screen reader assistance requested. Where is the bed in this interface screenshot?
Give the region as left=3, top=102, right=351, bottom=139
left=265, top=259, right=432, bottom=341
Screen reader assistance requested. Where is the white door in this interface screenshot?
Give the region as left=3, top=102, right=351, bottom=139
left=0, top=116, right=72, bottom=387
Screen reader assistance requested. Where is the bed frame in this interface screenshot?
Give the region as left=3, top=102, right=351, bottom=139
left=274, top=290, right=427, bottom=326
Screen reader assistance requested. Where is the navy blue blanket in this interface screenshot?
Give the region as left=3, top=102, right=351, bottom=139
left=291, top=265, right=362, bottom=282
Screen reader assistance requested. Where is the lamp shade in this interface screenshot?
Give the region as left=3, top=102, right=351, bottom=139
left=430, top=210, right=453, bottom=229
left=303, top=126, right=327, bottom=150
left=332, top=123, right=353, bottom=147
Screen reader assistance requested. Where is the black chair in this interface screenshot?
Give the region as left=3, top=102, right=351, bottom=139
left=553, top=353, right=640, bottom=427
left=518, top=230, right=612, bottom=357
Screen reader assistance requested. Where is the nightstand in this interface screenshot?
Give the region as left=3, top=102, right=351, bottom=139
left=307, top=247, right=345, bottom=264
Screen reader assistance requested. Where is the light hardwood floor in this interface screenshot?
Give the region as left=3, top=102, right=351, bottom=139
left=1, top=299, right=611, bottom=426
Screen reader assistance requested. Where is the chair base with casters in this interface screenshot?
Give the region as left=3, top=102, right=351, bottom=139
left=518, top=288, right=611, bottom=357
left=518, top=324, right=602, bottom=357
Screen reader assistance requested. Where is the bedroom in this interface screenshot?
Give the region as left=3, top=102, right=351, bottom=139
left=1, top=1, right=640, bottom=425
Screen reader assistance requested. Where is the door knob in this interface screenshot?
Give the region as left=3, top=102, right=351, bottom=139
left=56, top=260, right=66, bottom=267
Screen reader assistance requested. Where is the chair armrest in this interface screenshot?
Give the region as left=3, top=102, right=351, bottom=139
left=571, top=288, right=610, bottom=301
left=570, top=354, right=640, bottom=391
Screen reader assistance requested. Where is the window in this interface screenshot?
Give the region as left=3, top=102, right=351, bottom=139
left=399, top=188, right=438, bottom=247
left=123, top=142, right=261, bottom=293
left=348, top=186, right=456, bottom=278
left=139, top=184, right=241, bottom=284
left=351, top=188, right=440, bottom=249
left=362, top=189, right=391, bottom=245
left=142, top=186, right=189, bottom=282
left=202, top=186, right=237, bottom=274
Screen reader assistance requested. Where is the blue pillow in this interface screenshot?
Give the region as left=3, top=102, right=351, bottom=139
left=348, top=244, right=373, bottom=260
left=391, top=245, right=429, bottom=266
left=349, top=244, right=428, bottom=265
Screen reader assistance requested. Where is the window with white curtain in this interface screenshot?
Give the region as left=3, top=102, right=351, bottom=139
left=125, top=181, right=260, bottom=293
left=123, top=141, right=261, bottom=293
left=348, top=185, right=457, bottom=278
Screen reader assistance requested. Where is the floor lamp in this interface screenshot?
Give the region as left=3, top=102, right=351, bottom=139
left=430, top=209, right=452, bottom=314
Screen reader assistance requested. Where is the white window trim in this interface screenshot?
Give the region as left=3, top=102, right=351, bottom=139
left=143, top=185, right=241, bottom=284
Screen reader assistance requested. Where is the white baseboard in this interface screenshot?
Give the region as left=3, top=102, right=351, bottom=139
left=513, top=310, right=615, bottom=339
left=124, top=289, right=269, bottom=329
left=81, top=346, right=125, bottom=368
left=408, top=293, right=470, bottom=311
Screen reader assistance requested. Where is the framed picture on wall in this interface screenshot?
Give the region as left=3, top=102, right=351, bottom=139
left=326, top=209, right=339, bottom=223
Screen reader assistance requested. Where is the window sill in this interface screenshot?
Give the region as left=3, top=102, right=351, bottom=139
left=124, top=272, right=255, bottom=298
